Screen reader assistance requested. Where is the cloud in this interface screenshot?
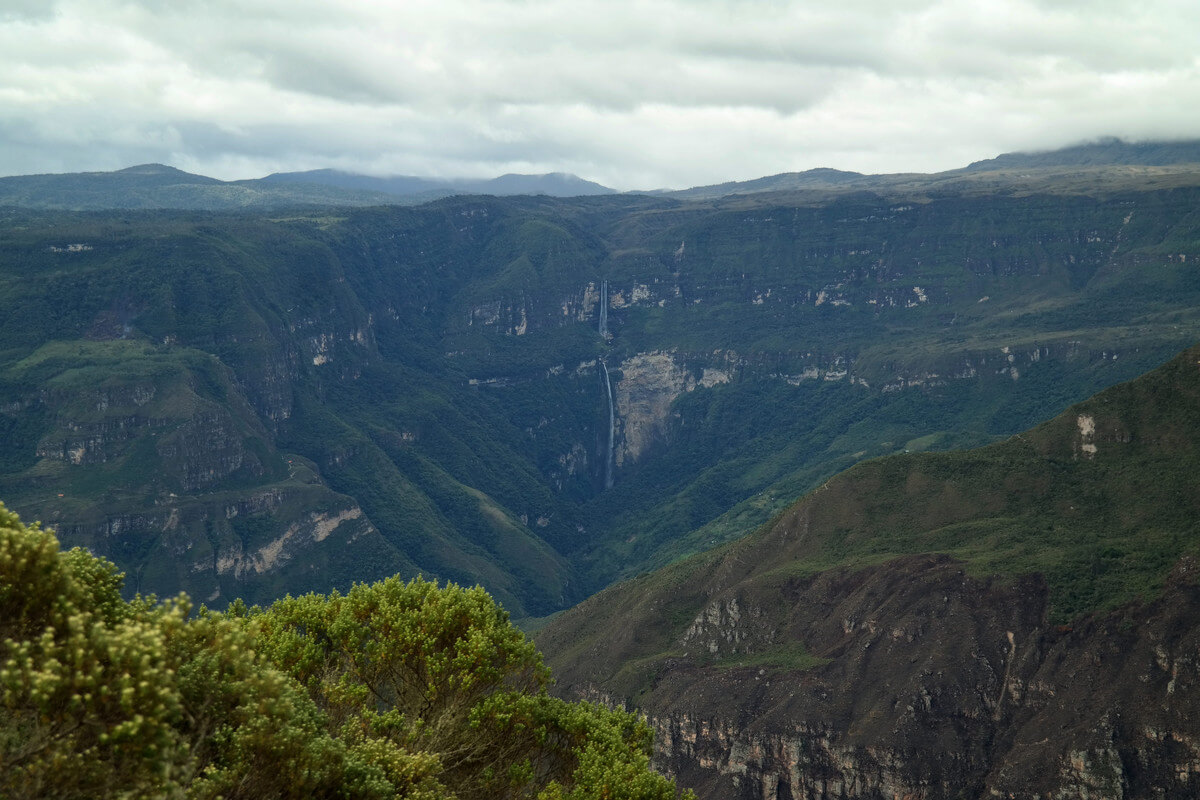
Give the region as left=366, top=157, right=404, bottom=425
left=0, top=0, right=1197, bottom=188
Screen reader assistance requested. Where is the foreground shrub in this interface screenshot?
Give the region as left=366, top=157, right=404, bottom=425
left=0, top=503, right=689, bottom=800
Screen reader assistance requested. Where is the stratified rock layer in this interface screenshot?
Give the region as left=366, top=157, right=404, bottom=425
left=555, top=556, right=1200, bottom=800
left=540, top=346, right=1200, bottom=799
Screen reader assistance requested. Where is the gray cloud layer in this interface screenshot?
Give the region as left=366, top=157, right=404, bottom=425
left=2, top=0, right=1198, bottom=189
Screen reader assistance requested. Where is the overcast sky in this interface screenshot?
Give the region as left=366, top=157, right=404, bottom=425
left=1, top=0, right=1198, bottom=190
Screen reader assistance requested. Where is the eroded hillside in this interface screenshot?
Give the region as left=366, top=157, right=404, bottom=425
left=538, top=344, right=1200, bottom=799
left=3, top=171, right=1200, bottom=615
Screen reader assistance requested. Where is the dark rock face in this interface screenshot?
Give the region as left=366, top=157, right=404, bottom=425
left=609, top=556, right=1200, bottom=799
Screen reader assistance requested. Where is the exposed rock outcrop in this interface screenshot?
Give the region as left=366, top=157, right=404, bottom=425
left=613, top=352, right=694, bottom=466
left=558, top=556, right=1200, bottom=800
left=540, top=346, right=1200, bottom=799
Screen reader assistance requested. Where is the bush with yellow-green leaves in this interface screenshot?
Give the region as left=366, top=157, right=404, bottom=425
left=0, top=503, right=691, bottom=800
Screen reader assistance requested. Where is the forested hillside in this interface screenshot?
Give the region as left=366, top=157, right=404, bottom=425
left=537, top=343, right=1200, bottom=799
left=3, top=158, right=1200, bottom=617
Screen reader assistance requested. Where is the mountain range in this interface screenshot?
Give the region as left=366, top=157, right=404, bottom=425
left=2, top=140, right=1200, bottom=621
left=0, top=163, right=615, bottom=211
left=259, top=167, right=616, bottom=202
left=4, top=138, right=1200, bottom=797
left=5, top=136, right=1200, bottom=211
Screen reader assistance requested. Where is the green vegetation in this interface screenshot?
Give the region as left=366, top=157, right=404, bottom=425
left=0, top=503, right=690, bottom=800
left=711, top=643, right=830, bottom=672
left=743, top=343, right=1200, bottom=622
left=2, top=177, right=1200, bottom=620
left=538, top=345, right=1200, bottom=704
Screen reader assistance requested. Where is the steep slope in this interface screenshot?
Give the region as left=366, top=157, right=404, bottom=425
left=3, top=165, right=1200, bottom=617
left=559, top=186, right=1200, bottom=588
left=0, top=209, right=577, bottom=615
left=0, top=338, right=402, bottom=604
left=538, top=344, right=1200, bottom=799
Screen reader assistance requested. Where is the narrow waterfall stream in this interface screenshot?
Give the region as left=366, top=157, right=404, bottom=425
left=598, top=280, right=608, bottom=338
left=600, top=359, right=615, bottom=489
left=598, top=280, right=614, bottom=489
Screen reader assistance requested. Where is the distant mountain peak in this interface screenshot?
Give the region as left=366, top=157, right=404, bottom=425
left=116, top=163, right=188, bottom=175
left=260, top=169, right=615, bottom=198
left=110, top=164, right=223, bottom=184
left=964, top=137, right=1200, bottom=172
left=473, top=172, right=614, bottom=196
left=665, top=166, right=869, bottom=199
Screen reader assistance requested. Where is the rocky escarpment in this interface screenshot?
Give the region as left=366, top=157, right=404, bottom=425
left=611, top=351, right=732, bottom=466
left=40, top=469, right=394, bottom=606
left=539, top=345, right=1200, bottom=798
left=5, top=183, right=1200, bottom=615
left=0, top=340, right=406, bottom=605
left=551, top=555, right=1200, bottom=800
left=601, top=340, right=1128, bottom=468
left=630, top=556, right=1200, bottom=800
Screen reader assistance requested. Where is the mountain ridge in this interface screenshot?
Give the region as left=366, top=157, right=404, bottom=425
left=537, top=342, right=1200, bottom=799
left=5, top=138, right=1200, bottom=210
left=0, top=164, right=617, bottom=210
left=962, top=136, right=1200, bottom=171
left=666, top=137, right=1200, bottom=200
left=259, top=168, right=616, bottom=199
left=4, top=173, right=1200, bottom=618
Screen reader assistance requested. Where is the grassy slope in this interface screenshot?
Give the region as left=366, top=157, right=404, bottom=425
left=539, top=344, right=1200, bottom=696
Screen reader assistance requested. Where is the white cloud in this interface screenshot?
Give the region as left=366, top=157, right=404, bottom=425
left=0, top=0, right=1197, bottom=188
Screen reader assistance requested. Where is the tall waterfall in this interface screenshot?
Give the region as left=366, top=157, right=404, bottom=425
left=597, top=280, right=615, bottom=488
left=600, top=359, right=615, bottom=489
left=598, top=280, right=608, bottom=338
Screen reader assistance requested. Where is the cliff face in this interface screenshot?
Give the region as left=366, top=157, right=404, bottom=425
left=47, top=482, right=385, bottom=605
left=4, top=185, right=1200, bottom=613
left=638, top=556, right=1200, bottom=800
left=610, top=351, right=731, bottom=466
left=538, top=346, right=1200, bottom=798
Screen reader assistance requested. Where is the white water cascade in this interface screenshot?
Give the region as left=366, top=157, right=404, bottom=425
left=599, top=359, right=615, bottom=489
left=598, top=280, right=609, bottom=338
left=597, top=279, right=615, bottom=488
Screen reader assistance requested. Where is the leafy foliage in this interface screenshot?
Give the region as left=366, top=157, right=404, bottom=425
left=0, top=504, right=689, bottom=800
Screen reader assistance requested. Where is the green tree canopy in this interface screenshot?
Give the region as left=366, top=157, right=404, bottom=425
left=0, top=502, right=690, bottom=800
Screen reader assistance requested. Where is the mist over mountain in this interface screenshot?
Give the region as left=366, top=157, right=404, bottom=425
left=257, top=168, right=453, bottom=198
left=667, top=137, right=1200, bottom=200
left=962, top=137, right=1200, bottom=171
